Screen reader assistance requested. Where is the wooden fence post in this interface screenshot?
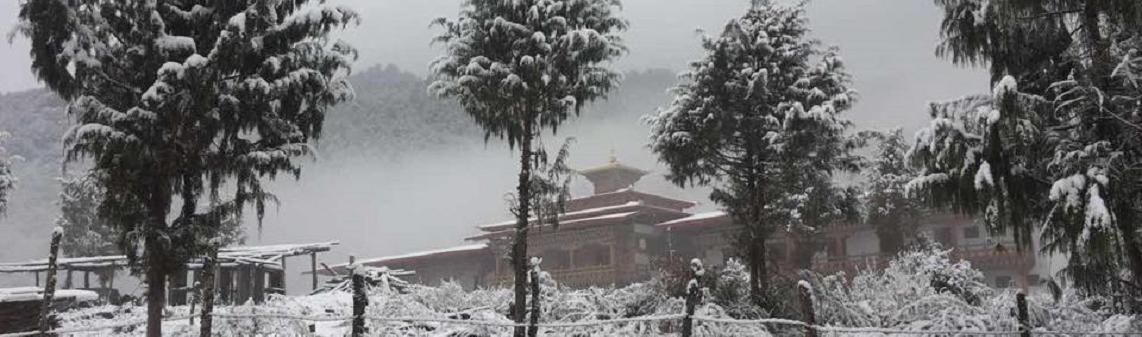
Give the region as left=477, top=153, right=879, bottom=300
left=350, top=256, right=367, bottom=337
left=527, top=258, right=541, bottom=337
left=38, top=227, right=63, bottom=335
left=1017, top=291, right=1031, bottom=337
left=798, top=280, right=817, bottom=337
left=682, top=258, right=704, bottom=337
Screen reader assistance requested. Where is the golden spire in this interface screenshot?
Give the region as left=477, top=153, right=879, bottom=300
left=608, top=148, right=618, bottom=163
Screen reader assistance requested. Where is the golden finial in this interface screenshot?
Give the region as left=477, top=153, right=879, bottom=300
left=609, top=148, right=618, bottom=163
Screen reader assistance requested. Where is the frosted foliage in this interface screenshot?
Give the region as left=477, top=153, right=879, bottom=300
left=19, top=0, right=360, bottom=274
left=809, top=244, right=1141, bottom=333
left=51, top=248, right=1142, bottom=336
left=646, top=0, right=857, bottom=269
left=430, top=0, right=627, bottom=142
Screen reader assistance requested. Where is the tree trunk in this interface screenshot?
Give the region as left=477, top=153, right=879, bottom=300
left=146, top=239, right=167, bottom=337
left=145, top=181, right=172, bottom=337
left=38, top=229, right=63, bottom=334
left=757, top=236, right=768, bottom=299
left=748, top=239, right=761, bottom=304
left=199, top=247, right=218, bottom=337
left=1115, top=203, right=1142, bottom=297
left=1081, top=1, right=1111, bottom=85
left=748, top=231, right=769, bottom=306
left=511, top=118, right=534, bottom=337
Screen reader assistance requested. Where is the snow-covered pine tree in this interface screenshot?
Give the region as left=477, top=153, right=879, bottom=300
left=0, top=131, right=13, bottom=216
left=911, top=1, right=1142, bottom=300
left=860, top=129, right=923, bottom=254
left=56, top=174, right=117, bottom=258
left=17, top=1, right=358, bottom=335
left=647, top=0, right=856, bottom=307
left=430, top=1, right=626, bottom=333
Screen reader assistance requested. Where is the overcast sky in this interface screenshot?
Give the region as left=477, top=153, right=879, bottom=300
left=0, top=0, right=991, bottom=291
left=1, top=0, right=987, bottom=133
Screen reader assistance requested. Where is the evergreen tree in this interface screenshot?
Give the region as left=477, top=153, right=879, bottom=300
left=647, top=0, right=856, bottom=306
left=0, top=131, right=13, bottom=216
left=430, top=1, right=626, bottom=333
left=56, top=175, right=117, bottom=258
left=17, top=1, right=358, bottom=335
left=860, top=129, right=923, bottom=255
left=911, top=0, right=1142, bottom=299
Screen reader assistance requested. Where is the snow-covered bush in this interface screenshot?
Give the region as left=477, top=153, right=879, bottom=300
left=50, top=245, right=1142, bottom=336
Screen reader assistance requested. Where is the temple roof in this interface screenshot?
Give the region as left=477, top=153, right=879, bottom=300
left=576, top=154, right=651, bottom=194
left=474, top=199, right=691, bottom=234
left=565, top=188, right=696, bottom=212
left=656, top=211, right=732, bottom=231
left=576, top=155, right=650, bottom=176
left=321, top=243, right=490, bottom=275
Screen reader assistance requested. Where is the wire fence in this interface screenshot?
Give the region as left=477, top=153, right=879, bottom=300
left=9, top=310, right=1142, bottom=337
left=10, top=263, right=1142, bottom=336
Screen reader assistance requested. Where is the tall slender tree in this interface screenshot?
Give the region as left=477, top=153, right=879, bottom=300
left=647, top=0, right=855, bottom=306
left=911, top=0, right=1142, bottom=299
left=430, top=1, right=626, bottom=334
left=860, top=129, right=923, bottom=255
left=18, top=1, right=358, bottom=335
left=0, top=131, right=13, bottom=216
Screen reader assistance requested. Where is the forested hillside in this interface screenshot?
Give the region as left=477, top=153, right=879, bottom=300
left=0, top=66, right=677, bottom=261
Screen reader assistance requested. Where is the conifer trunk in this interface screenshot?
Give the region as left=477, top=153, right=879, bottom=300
left=511, top=117, right=534, bottom=337
left=1115, top=202, right=1142, bottom=293
left=146, top=247, right=167, bottom=337
left=1080, top=2, right=1112, bottom=85
left=145, top=180, right=172, bottom=337
left=199, top=247, right=218, bottom=337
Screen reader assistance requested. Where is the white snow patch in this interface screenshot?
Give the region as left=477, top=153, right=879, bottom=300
left=973, top=161, right=994, bottom=190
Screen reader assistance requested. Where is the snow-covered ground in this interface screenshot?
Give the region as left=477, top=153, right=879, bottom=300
left=48, top=246, right=1142, bottom=336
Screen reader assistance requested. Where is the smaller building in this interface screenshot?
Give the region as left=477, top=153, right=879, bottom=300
left=0, top=241, right=339, bottom=305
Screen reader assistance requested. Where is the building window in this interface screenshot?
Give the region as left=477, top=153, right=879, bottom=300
left=575, top=244, right=611, bottom=267
left=963, top=226, right=981, bottom=239
left=996, top=276, right=1013, bottom=288
left=542, top=249, right=572, bottom=270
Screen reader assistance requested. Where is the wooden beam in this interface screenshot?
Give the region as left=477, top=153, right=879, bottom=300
left=34, top=271, right=39, bottom=287
left=252, top=265, right=265, bottom=304
left=310, top=252, right=318, bottom=291
left=83, top=271, right=90, bottom=289
left=281, top=257, right=287, bottom=295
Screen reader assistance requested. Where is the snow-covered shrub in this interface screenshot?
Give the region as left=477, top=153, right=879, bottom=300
left=708, top=259, right=767, bottom=319
left=810, top=243, right=993, bottom=328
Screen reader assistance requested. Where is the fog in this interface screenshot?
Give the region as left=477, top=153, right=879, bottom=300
left=0, top=0, right=987, bottom=294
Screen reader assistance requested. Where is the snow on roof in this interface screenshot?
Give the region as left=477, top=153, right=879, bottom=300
left=0, top=287, right=99, bottom=303
left=0, top=241, right=339, bottom=273
left=329, top=243, right=490, bottom=269
left=478, top=201, right=643, bottom=230
left=469, top=211, right=641, bottom=240
left=656, top=211, right=728, bottom=228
